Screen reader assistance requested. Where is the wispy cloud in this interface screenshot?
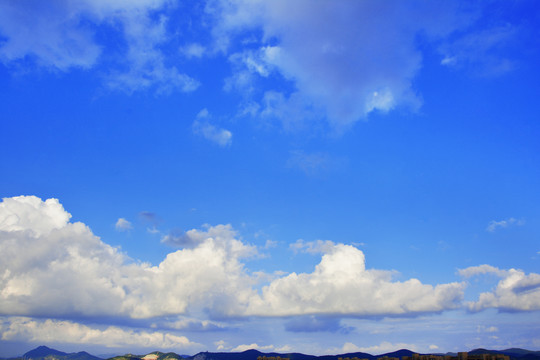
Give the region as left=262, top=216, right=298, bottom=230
left=287, top=150, right=346, bottom=176
left=440, top=24, right=518, bottom=77
left=192, top=109, right=233, bottom=147
left=486, top=217, right=525, bottom=232
left=290, top=239, right=336, bottom=255
left=0, top=0, right=199, bottom=94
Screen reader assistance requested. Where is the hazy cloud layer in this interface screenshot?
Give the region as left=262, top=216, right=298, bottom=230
left=0, top=316, right=200, bottom=350
left=0, top=196, right=467, bottom=321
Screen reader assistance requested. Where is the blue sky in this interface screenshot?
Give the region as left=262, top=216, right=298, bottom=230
left=1, top=0, right=540, bottom=357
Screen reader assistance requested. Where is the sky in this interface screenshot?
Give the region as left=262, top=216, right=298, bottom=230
left=1, top=0, right=540, bottom=357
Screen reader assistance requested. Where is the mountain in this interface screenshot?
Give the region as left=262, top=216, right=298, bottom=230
left=24, top=347, right=67, bottom=359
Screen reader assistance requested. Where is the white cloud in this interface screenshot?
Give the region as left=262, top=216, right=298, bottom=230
left=0, top=316, right=201, bottom=351
left=115, top=218, right=132, bottom=231
left=246, top=243, right=465, bottom=317
left=210, top=0, right=466, bottom=127
left=486, top=217, right=525, bottom=232
left=460, top=265, right=540, bottom=312
left=192, top=108, right=233, bottom=147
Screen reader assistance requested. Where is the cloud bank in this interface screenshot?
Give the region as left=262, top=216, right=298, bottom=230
left=0, top=195, right=468, bottom=322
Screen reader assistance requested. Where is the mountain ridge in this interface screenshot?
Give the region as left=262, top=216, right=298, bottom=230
left=8, top=346, right=540, bottom=360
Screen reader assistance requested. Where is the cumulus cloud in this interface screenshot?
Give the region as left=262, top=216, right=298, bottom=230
left=192, top=109, right=233, bottom=147
left=209, top=0, right=467, bottom=127
left=246, top=243, right=465, bottom=317
left=0, top=195, right=464, bottom=323
left=115, top=218, right=132, bottom=231
left=0, top=0, right=199, bottom=94
left=0, top=195, right=256, bottom=319
left=486, top=217, right=525, bottom=232
left=460, top=265, right=540, bottom=312
left=0, top=316, right=201, bottom=350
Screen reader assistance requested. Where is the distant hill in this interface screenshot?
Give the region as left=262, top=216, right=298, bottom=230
left=11, top=346, right=103, bottom=360
left=466, top=349, right=540, bottom=360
